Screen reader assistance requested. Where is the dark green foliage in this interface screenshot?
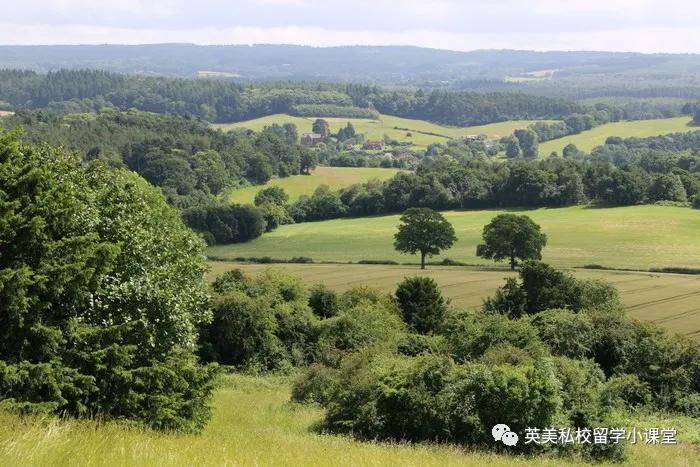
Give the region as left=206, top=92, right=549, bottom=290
left=291, top=104, right=378, bottom=119
left=484, top=262, right=620, bottom=317
left=254, top=186, right=289, bottom=206
left=0, top=131, right=216, bottom=431
left=440, top=310, right=545, bottom=362
left=647, top=173, right=688, bottom=202
left=200, top=270, right=318, bottom=371
left=513, top=129, right=539, bottom=158
left=182, top=204, right=267, bottom=244
left=394, top=208, right=457, bottom=269
left=308, top=284, right=339, bottom=318
left=321, top=353, right=560, bottom=447
left=505, top=136, right=521, bottom=158
left=394, top=277, right=448, bottom=334
left=476, top=214, right=547, bottom=270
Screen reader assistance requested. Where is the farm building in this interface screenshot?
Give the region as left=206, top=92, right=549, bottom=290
left=362, top=140, right=385, bottom=150
left=301, top=133, right=325, bottom=148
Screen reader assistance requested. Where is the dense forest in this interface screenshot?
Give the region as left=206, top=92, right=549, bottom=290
left=4, top=44, right=700, bottom=101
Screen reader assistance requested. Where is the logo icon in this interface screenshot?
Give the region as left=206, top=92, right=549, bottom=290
left=492, top=424, right=519, bottom=446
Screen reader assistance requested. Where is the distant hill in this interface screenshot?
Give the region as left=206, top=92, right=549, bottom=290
left=3, top=44, right=700, bottom=99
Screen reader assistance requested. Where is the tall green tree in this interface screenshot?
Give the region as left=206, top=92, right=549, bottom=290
left=513, top=129, right=539, bottom=159
left=0, top=130, right=217, bottom=431
left=394, top=208, right=457, bottom=269
left=476, top=214, right=547, bottom=270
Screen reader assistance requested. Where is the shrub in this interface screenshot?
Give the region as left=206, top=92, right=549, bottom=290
left=440, top=310, right=545, bottom=362
left=200, top=270, right=318, bottom=371
left=530, top=309, right=595, bottom=358
left=322, top=354, right=561, bottom=447
left=0, top=132, right=216, bottom=431
left=602, top=374, right=652, bottom=409
left=291, top=363, right=338, bottom=405
left=308, top=284, right=339, bottom=318
left=395, top=277, right=448, bottom=334
left=316, top=300, right=406, bottom=366
left=484, top=261, right=620, bottom=317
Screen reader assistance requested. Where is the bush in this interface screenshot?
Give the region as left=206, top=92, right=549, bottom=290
left=291, top=363, right=338, bottom=405
left=0, top=132, right=216, bottom=431
left=484, top=261, right=620, bottom=317
left=441, top=310, right=545, bottom=362
left=200, top=271, right=318, bottom=371
left=602, top=374, right=652, bottom=409
left=316, top=300, right=406, bottom=366
left=321, top=354, right=561, bottom=447
left=308, top=284, right=339, bottom=318
left=395, top=277, right=448, bottom=334
left=530, top=309, right=595, bottom=358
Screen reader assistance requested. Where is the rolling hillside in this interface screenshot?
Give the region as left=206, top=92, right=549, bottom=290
left=540, top=117, right=698, bottom=154
left=228, top=166, right=401, bottom=204
left=214, top=113, right=546, bottom=148
left=206, top=205, right=700, bottom=271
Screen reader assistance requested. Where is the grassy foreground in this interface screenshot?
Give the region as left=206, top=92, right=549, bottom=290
left=214, top=113, right=545, bottom=148
left=229, top=166, right=401, bottom=204
left=1, top=374, right=697, bottom=466
left=207, top=205, right=700, bottom=271
left=209, top=263, right=700, bottom=340
left=540, top=117, right=698, bottom=155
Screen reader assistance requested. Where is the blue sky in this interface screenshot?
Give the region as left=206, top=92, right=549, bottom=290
left=2, top=0, right=699, bottom=53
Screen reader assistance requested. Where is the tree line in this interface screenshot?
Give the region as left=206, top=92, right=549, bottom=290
left=0, top=68, right=667, bottom=127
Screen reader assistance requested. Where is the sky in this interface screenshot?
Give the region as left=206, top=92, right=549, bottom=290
left=2, top=0, right=700, bottom=53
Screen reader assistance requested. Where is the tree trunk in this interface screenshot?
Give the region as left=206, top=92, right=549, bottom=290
left=510, top=252, right=516, bottom=270
left=420, top=251, right=426, bottom=270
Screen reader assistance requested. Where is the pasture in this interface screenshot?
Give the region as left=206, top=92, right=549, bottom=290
left=1, top=374, right=697, bottom=466
left=214, top=113, right=545, bottom=148
left=540, top=117, right=698, bottom=155
left=206, top=205, right=700, bottom=271
left=209, top=262, right=700, bottom=340
left=229, top=166, right=401, bottom=204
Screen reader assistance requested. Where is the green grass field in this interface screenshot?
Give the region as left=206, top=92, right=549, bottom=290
left=207, top=205, right=700, bottom=271
left=209, top=263, right=700, bottom=340
left=540, top=117, right=698, bottom=155
left=229, top=166, right=401, bottom=204
left=2, top=373, right=697, bottom=466
left=214, top=113, right=546, bottom=148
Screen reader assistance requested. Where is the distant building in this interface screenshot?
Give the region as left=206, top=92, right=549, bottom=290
left=301, top=133, right=324, bottom=148
left=362, top=140, right=385, bottom=150
left=463, top=134, right=488, bottom=142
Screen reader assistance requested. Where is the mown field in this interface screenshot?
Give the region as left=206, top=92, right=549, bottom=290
left=214, top=113, right=546, bottom=148
left=1, top=373, right=697, bottom=466
left=209, top=263, right=700, bottom=340
left=229, top=166, right=401, bottom=204
left=207, top=205, right=700, bottom=271
left=540, top=117, right=698, bottom=155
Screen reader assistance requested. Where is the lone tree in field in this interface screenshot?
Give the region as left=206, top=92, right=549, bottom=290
left=394, top=208, right=456, bottom=269
left=476, top=214, right=547, bottom=270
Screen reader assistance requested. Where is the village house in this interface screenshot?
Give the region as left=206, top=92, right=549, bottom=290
left=300, top=133, right=324, bottom=148
left=362, top=140, right=385, bottom=150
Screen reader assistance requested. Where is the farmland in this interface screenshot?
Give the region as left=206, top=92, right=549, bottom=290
left=209, top=262, right=700, bottom=340
left=540, top=117, right=698, bottom=155
left=1, top=373, right=698, bottom=467
left=206, top=205, right=700, bottom=271
left=229, top=166, right=401, bottom=204
left=214, top=113, right=546, bottom=148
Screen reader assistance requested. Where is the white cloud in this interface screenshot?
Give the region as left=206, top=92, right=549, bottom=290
left=2, top=22, right=700, bottom=54
left=1, top=0, right=700, bottom=53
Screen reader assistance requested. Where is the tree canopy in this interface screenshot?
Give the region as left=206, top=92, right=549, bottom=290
left=0, top=130, right=216, bottom=431
left=394, top=208, right=457, bottom=269
left=476, top=214, right=547, bottom=270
